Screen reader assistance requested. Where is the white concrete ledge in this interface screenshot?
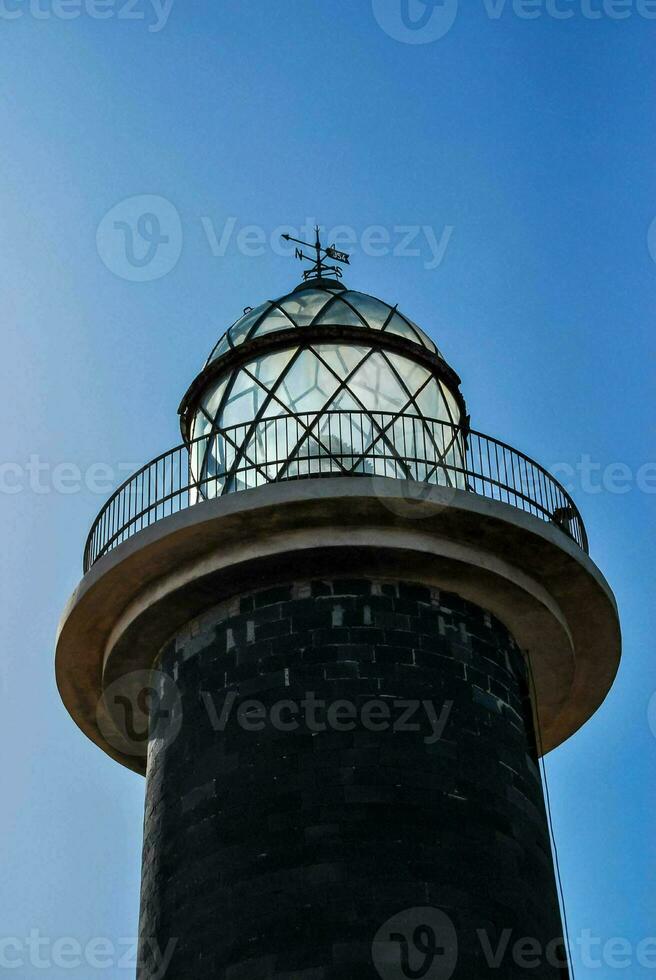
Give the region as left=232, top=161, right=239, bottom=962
left=55, top=477, right=621, bottom=774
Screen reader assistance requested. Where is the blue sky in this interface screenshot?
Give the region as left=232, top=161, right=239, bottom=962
left=0, top=1, right=654, bottom=976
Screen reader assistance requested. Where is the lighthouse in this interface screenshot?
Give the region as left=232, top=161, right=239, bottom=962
left=56, top=233, right=620, bottom=979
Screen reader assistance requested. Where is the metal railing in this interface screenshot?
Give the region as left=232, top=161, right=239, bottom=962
left=83, top=411, right=588, bottom=570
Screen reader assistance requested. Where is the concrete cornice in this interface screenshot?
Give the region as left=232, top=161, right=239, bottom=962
left=55, top=477, right=621, bottom=774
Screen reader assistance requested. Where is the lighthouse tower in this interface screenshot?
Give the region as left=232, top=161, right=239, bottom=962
left=56, top=235, right=620, bottom=979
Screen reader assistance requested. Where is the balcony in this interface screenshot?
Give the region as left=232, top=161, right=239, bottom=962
left=83, top=410, right=588, bottom=572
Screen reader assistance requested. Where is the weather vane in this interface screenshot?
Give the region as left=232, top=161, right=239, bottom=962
left=281, top=225, right=350, bottom=282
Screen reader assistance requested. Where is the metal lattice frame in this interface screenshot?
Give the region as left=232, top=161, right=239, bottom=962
left=190, top=340, right=465, bottom=496
left=205, top=284, right=440, bottom=364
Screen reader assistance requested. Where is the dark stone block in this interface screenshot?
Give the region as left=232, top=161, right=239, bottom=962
left=348, top=627, right=384, bottom=645
left=254, top=585, right=293, bottom=608
left=312, top=627, right=350, bottom=646
left=252, top=604, right=284, bottom=626
left=269, top=632, right=313, bottom=658
left=398, top=582, right=432, bottom=604
left=383, top=629, right=416, bottom=648
left=255, top=619, right=291, bottom=641
left=374, top=645, right=414, bottom=664
left=332, top=579, right=372, bottom=596
left=311, top=581, right=333, bottom=597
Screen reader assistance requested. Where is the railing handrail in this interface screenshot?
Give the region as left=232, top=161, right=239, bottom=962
left=83, top=411, right=588, bottom=571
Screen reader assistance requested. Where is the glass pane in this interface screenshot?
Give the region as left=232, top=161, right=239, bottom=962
left=314, top=411, right=354, bottom=467
left=217, top=428, right=242, bottom=471
left=243, top=348, right=296, bottom=391
left=439, top=380, right=463, bottom=426
left=201, top=376, right=229, bottom=421
left=364, top=420, right=401, bottom=460
left=257, top=394, right=287, bottom=421
left=354, top=454, right=406, bottom=480
left=403, top=316, right=438, bottom=353
left=269, top=415, right=303, bottom=465
left=328, top=388, right=363, bottom=413
left=423, top=417, right=452, bottom=456
left=196, top=434, right=224, bottom=499
left=346, top=350, right=410, bottom=414
left=207, top=333, right=230, bottom=364
left=280, top=289, right=332, bottom=326
left=442, top=436, right=466, bottom=489
left=343, top=291, right=392, bottom=330
left=197, top=477, right=223, bottom=500
left=219, top=370, right=269, bottom=428
left=383, top=312, right=424, bottom=346
left=191, top=410, right=213, bottom=442
left=244, top=416, right=295, bottom=477
left=384, top=351, right=431, bottom=398
left=312, top=343, right=369, bottom=381
left=287, top=432, right=340, bottom=477
left=190, top=434, right=208, bottom=484
left=415, top=378, right=446, bottom=421
left=251, top=305, right=296, bottom=338
left=227, top=303, right=271, bottom=347
left=388, top=415, right=427, bottom=465
left=314, top=298, right=366, bottom=328
left=274, top=349, right=340, bottom=414
left=320, top=406, right=375, bottom=460
left=225, top=467, right=267, bottom=494
left=236, top=426, right=276, bottom=481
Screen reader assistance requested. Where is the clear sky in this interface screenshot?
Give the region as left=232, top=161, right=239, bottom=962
left=1, top=1, right=654, bottom=977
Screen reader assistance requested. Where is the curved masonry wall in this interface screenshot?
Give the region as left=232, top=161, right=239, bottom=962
left=138, top=578, right=568, bottom=980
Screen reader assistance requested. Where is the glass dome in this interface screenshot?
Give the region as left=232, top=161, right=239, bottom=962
left=205, top=283, right=440, bottom=364
left=188, top=281, right=465, bottom=497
